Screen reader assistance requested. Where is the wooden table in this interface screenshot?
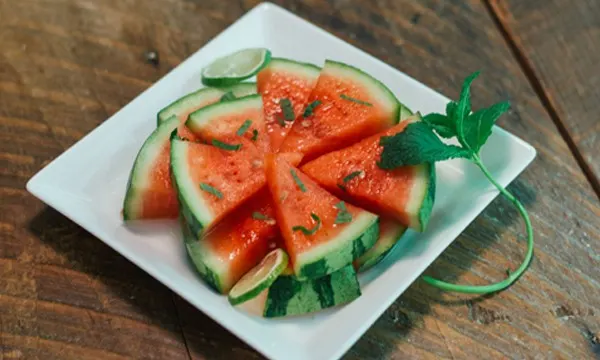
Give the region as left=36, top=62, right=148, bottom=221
left=1, top=0, right=599, bottom=358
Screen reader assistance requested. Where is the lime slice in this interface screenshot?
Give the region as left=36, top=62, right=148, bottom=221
left=228, top=249, right=288, bottom=306
left=202, top=48, right=272, bottom=87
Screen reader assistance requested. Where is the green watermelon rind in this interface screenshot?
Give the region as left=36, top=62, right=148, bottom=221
left=323, top=60, right=401, bottom=125
left=295, top=213, right=380, bottom=279
left=417, top=163, right=436, bottom=231
left=156, top=83, right=257, bottom=126
left=169, top=136, right=214, bottom=237
left=123, top=115, right=180, bottom=220
left=263, top=57, right=321, bottom=78
left=235, top=265, right=361, bottom=318
left=402, top=113, right=436, bottom=232
left=180, top=216, right=227, bottom=293
left=186, top=94, right=262, bottom=133
left=265, top=265, right=361, bottom=317
left=399, top=104, right=414, bottom=122
left=354, top=220, right=407, bottom=272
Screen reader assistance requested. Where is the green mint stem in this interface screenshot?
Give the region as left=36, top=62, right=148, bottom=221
left=421, top=154, right=534, bottom=294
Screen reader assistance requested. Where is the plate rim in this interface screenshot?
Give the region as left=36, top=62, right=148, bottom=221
left=26, top=2, right=537, bottom=360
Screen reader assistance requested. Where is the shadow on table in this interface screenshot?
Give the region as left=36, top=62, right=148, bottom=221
left=28, top=207, right=261, bottom=359
left=27, top=172, right=536, bottom=360
left=345, top=175, right=537, bottom=359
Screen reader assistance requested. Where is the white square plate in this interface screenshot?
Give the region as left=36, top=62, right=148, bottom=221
left=26, top=3, right=536, bottom=360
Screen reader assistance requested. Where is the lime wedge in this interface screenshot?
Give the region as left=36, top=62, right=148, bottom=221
left=202, top=48, right=272, bottom=87
left=228, top=249, right=288, bottom=305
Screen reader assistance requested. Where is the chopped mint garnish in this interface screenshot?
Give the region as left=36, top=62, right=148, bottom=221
left=340, top=94, right=372, bottom=107
left=236, top=119, right=252, bottom=136
left=342, top=170, right=363, bottom=183
left=199, top=183, right=223, bottom=199
left=279, top=98, right=295, bottom=121
left=303, top=100, right=321, bottom=117
left=290, top=169, right=306, bottom=192
left=334, top=201, right=352, bottom=224
left=252, top=212, right=273, bottom=221
left=276, top=114, right=286, bottom=127
left=292, top=213, right=321, bottom=235
left=212, top=139, right=242, bottom=151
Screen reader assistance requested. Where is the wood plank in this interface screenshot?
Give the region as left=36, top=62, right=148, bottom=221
left=0, top=0, right=599, bottom=359
left=488, top=0, right=600, bottom=192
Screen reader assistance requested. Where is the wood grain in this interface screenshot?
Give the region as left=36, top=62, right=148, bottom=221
left=0, top=0, right=599, bottom=359
left=488, top=0, right=600, bottom=194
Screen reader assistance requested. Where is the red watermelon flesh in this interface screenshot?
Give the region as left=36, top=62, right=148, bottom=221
left=257, top=58, right=320, bottom=151
left=265, top=153, right=379, bottom=279
left=170, top=136, right=268, bottom=233
left=191, top=188, right=281, bottom=293
left=301, top=118, right=435, bottom=231
left=186, top=95, right=270, bottom=153
left=279, top=60, right=400, bottom=161
left=123, top=116, right=191, bottom=220
left=183, top=152, right=303, bottom=293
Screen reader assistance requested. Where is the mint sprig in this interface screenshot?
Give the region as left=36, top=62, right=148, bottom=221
left=380, top=71, right=534, bottom=295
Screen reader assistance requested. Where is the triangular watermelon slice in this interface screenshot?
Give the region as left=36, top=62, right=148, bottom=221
left=301, top=117, right=436, bottom=231
left=170, top=135, right=266, bottom=236
left=279, top=60, right=402, bottom=161
left=186, top=94, right=270, bottom=153
left=157, top=83, right=256, bottom=126
left=256, top=58, right=320, bottom=151
left=181, top=189, right=280, bottom=293
left=265, top=153, right=379, bottom=279
left=123, top=115, right=199, bottom=220
left=354, top=217, right=407, bottom=272
left=181, top=152, right=303, bottom=293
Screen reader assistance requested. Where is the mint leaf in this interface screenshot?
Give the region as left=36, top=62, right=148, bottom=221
left=340, top=94, right=373, bottom=107
left=446, top=101, right=457, bottom=119
left=199, top=183, right=223, bottom=199
left=303, top=100, right=321, bottom=118
left=236, top=119, right=252, bottom=136
left=252, top=212, right=274, bottom=222
left=342, top=170, right=363, bottom=183
left=378, top=122, right=471, bottom=168
left=290, top=169, right=307, bottom=192
left=462, top=101, right=510, bottom=153
left=334, top=201, right=352, bottom=224
left=279, top=98, right=295, bottom=121
left=422, top=113, right=455, bottom=138
left=455, top=71, right=480, bottom=149
left=212, top=139, right=242, bottom=151
left=292, top=213, right=321, bottom=235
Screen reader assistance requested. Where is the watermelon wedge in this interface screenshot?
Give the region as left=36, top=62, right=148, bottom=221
left=186, top=94, right=270, bottom=153
left=123, top=115, right=184, bottom=220
left=157, top=83, right=256, bottom=126
left=279, top=60, right=401, bottom=161
left=170, top=135, right=266, bottom=236
left=265, top=153, right=379, bottom=279
left=354, top=217, right=406, bottom=272
left=181, top=152, right=303, bottom=293
left=256, top=58, right=320, bottom=151
left=234, top=265, right=361, bottom=318
left=301, top=116, right=436, bottom=231
left=181, top=189, right=280, bottom=293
